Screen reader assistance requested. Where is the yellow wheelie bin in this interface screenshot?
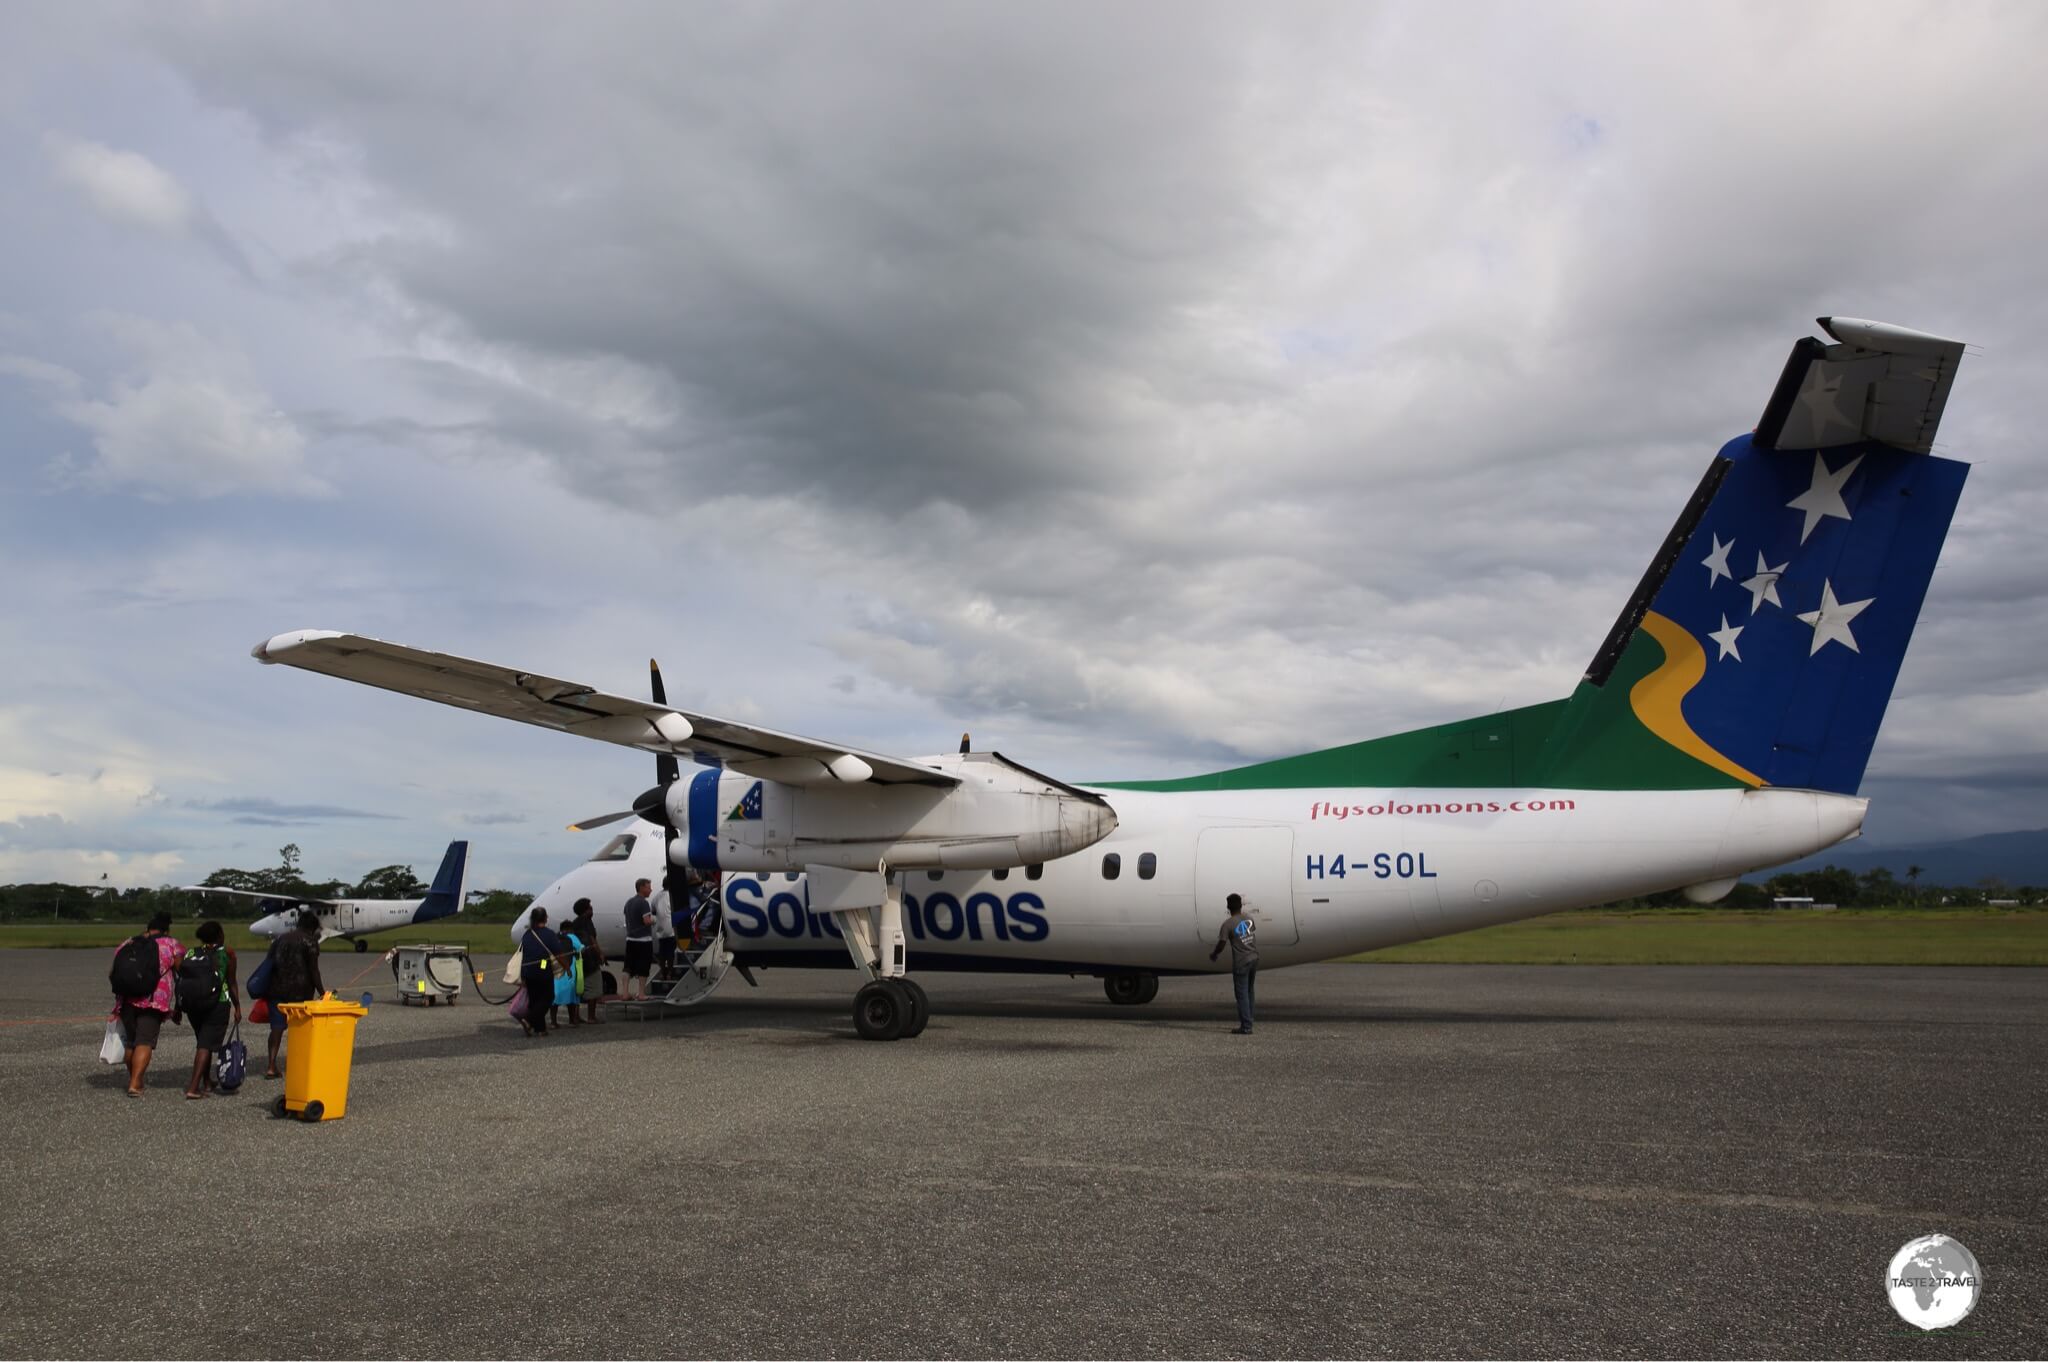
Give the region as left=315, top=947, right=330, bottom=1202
left=273, top=994, right=368, bottom=1122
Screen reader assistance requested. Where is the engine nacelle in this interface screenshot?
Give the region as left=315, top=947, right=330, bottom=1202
left=660, top=751, right=1116, bottom=874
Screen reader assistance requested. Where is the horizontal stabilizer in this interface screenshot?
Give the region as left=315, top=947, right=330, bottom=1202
left=1756, top=316, right=1964, bottom=455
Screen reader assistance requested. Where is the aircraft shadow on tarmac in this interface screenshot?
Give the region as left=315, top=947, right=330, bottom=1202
left=313, top=991, right=1622, bottom=1070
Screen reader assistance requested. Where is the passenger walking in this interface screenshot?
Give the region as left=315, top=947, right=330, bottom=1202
left=553, top=921, right=585, bottom=1028
left=176, top=921, right=240, bottom=1100
left=621, top=879, right=655, bottom=1000
left=108, top=912, right=183, bottom=1098
left=518, top=908, right=563, bottom=1037
left=264, top=909, right=325, bottom=1080
left=571, top=898, right=605, bottom=1024
left=1208, top=893, right=1259, bottom=1034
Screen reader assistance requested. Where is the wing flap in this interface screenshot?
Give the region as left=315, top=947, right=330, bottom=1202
left=253, top=631, right=956, bottom=787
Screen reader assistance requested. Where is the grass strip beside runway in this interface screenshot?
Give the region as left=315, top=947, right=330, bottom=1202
left=1349, top=907, right=2048, bottom=965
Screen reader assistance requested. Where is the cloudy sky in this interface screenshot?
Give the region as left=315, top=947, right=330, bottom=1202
left=4, top=2, right=2045, bottom=893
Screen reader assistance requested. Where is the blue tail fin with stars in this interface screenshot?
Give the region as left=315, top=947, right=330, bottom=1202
left=1537, top=318, right=1969, bottom=795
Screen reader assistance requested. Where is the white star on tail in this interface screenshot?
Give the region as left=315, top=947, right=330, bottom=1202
left=1701, top=533, right=1734, bottom=587
left=1787, top=452, right=1864, bottom=544
left=1741, top=552, right=1787, bottom=615
left=1707, top=614, right=1744, bottom=662
left=1797, top=580, right=1874, bottom=655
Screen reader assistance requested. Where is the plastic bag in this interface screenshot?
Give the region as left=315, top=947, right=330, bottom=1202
left=98, top=1019, right=124, bottom=1065
left=248, top=998, right=270, bottom=1025
left=506, top=984, right=529, bottom=1020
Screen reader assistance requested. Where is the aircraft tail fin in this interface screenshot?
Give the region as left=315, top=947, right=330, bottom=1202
left=1535, top=318, right=1970, bottom=795
left=413, top=841, right=469, bottom=923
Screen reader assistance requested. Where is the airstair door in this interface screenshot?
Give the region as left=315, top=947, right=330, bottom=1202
left=1193, top=825, right=1300, bottom=947
left=660, top=915, right=734, bottom=1007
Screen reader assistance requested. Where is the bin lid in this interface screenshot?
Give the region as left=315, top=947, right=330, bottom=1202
left=279, top=993, right=369, bottom=1019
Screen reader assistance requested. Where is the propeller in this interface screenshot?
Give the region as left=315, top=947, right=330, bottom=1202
left=565, top=810, right=635, bottom=832
left=647, top=658, right=686, bottom=909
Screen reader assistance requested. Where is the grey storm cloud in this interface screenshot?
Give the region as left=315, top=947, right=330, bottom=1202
left=3, top=3, right=2047, bottom=887
left=186, top=797, right=401, bottom=825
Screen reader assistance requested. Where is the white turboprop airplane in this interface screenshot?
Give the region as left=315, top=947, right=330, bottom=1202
left=251, top=318, right=1971, bottom=1039
left=182, top=841, right=469, bottom=951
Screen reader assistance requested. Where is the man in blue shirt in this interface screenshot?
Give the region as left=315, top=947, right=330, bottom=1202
left=1208, top=893, right=1259, bottom=1034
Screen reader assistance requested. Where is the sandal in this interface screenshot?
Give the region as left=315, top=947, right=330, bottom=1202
left=185, top=1091, right=206, bottom=1101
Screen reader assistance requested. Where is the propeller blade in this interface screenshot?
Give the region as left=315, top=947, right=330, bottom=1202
left=650, top=659, right=680, bottom=787
left=565, top=810, right=636, bottom=832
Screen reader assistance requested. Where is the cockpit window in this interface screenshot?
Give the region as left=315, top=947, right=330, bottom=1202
left=590, top=833, right=638, bottom=863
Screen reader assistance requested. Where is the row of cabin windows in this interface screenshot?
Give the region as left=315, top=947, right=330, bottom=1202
left=924, top=854, right=1157, bottom=883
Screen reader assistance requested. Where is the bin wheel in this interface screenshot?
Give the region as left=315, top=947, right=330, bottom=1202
left=271, top=1095, right=289, bottom=1119
left=301, top=1099, right=325, bottom=1123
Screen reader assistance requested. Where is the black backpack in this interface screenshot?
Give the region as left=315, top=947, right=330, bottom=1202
left=110, top=935, right=164, bottom=1000
left=175, top=947, right=224, bottom=1014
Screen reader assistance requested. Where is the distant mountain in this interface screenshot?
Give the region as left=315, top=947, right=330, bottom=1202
left=1752, top=828, right=2048, bottom=887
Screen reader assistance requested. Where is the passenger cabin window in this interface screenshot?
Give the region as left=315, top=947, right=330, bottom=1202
left=1026, top=864, right=1043, bottom=880
left=784, top=871, right=799, bottom=882
left=590, top=833, right=638, bottom=863
left=927, top=869, right=944, bottom=881
left=1138, top=852, right=1157, bottom=880
left=992, top=867, right=1009, bottom=881
left=1102, top=853, right=1121, bottom=880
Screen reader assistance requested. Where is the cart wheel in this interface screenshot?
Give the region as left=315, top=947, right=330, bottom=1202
left=271, top=1095, right=289, bottom=1119
left=301, top=1099, right=325, bottom=1123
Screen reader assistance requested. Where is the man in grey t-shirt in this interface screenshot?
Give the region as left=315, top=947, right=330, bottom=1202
left=1208, top=892, right=1258, bottom=1034
left=621, top=879, right=655, bottom=1000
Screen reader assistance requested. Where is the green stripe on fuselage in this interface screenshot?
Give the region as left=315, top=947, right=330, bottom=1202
left=1099, top=628, right=1746, bottom=794
left=1096, top=697, right=1569, bottom=792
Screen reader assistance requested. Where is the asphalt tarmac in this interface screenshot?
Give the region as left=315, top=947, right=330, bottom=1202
left=0, top=951, right=2040, bottom=1360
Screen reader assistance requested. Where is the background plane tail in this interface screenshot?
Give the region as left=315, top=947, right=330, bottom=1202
left=1536, top=320, right=1970, bottom=795
left=412, top=841, right=468, bottom=922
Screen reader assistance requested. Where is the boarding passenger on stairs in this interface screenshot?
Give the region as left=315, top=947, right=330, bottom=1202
left=621, top=879, right=655, bottom=1000
left=652, top=878, right=678, bottom=981
left=1208, top=893, right=1259, bottom=1035
left=264, top=909, right=325, bottom=1080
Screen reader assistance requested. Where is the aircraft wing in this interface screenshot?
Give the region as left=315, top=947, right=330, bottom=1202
left=178, top=885, right=343, bottom=906
left=252, top=631, right=959, bottom=788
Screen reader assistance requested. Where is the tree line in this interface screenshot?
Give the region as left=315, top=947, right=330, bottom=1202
left=0, top=843, right=534, bottom=923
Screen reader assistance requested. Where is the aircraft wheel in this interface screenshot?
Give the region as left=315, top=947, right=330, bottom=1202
left=853, top=980, right=909, bottom=1041
left=602, top=970, right=619, bottom=997
left=301, top=1099, right=324, bottom=1122
left=900, top=979, right=930, bottom=1038
left=354, top=939, right=368, bottom=954
left=1103, top=972, right=1146, bottom=1005
left=1132, top=972, right=1159, bottom=1005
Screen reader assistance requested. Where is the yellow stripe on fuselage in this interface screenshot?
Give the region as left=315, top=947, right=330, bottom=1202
left=1631, top=611, right=1764, bottom=788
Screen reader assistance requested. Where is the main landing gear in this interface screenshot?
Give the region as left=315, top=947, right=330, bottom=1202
left=854, top=977, right=931, bottom=1041
left=817, top=864, right=930, bottom=1041
left=354, top=939, right=368, bottom=953
left=1102, top=970, right=1159, bottom=1006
